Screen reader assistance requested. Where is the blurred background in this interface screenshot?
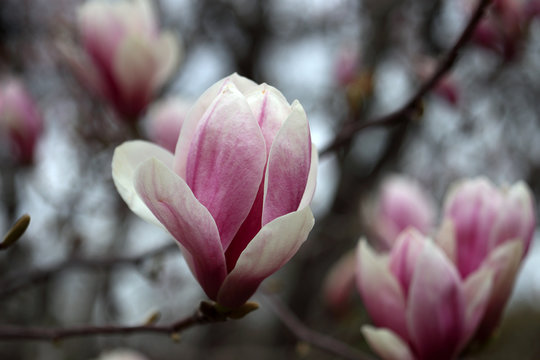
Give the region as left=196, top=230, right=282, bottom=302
left=0, top=0, right=539, bottom=359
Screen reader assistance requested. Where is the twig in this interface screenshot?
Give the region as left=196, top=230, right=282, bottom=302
left=0, top=306, right=207, bottom=342
left=0, top=242, right=178, bottom=299
left=320, top=0, right=493, bottom=157
left=261, top=293, right=375, bottom=360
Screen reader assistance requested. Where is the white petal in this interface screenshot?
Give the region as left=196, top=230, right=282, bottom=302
left=112, top=140, right=173, bottom=226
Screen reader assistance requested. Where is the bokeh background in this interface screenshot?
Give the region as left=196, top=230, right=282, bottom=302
left=0, top=0, right=539, bottom=359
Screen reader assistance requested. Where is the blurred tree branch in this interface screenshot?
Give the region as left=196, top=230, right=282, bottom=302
left=0, top=242, right=177, bottom=299
left=262, top=293, right=375, bottom=360
left=321, top=0, right=493, bottom=157
left=0, top=305, right=208, bottom=342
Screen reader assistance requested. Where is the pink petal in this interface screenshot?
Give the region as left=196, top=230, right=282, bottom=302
left=185, top=83, right=266, bottom=250
left=262, top=101, right=312, bottom=225
left=112, top=36, right=156, bottom=116
left=322, top=250, right=357, bottom=314
left=174, top=73, right=258, bottom=178
left=112, top=140, right=174, bottom=226
left=435, top=219, right=457, bottom=264
left=362, top=326, right=415, bottom=360
left=388, top=228, right=426, bottom=298
left=491, top=182, right=535, bottom=255
left=245, top=84, right=292, bottom=155
left=461, top=268, right=494, bottom=347
left=444, top=178, right=503, bottom=277
left=217, top=206, right=314, bottom=308
left=224, top=181, right=264, bottom=271
left=475, top=240, right=524, bottom=340
left=298, top=143, right=319, bottom=210
left=135, top=158, right=227, bottom=300
left=356, top=240, right=409, bottom=341
left=407, top=241, right=465, bottom=360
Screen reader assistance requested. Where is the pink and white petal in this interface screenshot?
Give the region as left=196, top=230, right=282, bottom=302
left=492, top=182, right=535, bottom=254
left=112, top=140, right=174, bottom=226
left=461, top=268, right=494, bottom=348
left=436, top=218, right=457, bottom=264
left=356, top=240, right=409, bottom=340
left=186, top=84, right=266, bottom=250
left=135, top=158, right=227, bottom=299
left=322, top=250, right=356, bottom=313
left=245, top=84, right=292, bottom=154
left=388, top=228, right=426, bottom=298
left=362, top=326, right=415, bottom=360
left=113, top=35, right=156, bottom=103
left=151, top=31, right=180, bottom=90
left=174, top=73, right=258, bottom=178
left=217, top=206, right=314, bottom=308
left=78, top=2, right=125, bottom=68
left=475, top=239, right=524, bottom=339
left=407, top=241, right=465, bottom=360
left=298, top=143, right=318, bottom=210
left=262, top=101, right=311, bottom=225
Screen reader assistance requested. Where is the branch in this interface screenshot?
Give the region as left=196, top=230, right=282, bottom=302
left=0, top=242, right=178, bottom=299
left=0, top=301, right=259, bottom=342
left=261, top=293, right=375, bottom=360
left=320, top=0, right=493, bottom=157
left=0, top=311, right=204, bottom=342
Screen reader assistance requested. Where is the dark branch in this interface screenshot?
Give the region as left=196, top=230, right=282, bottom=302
left=0, top=307, right=207, bottom=342
left=0, top=242, right=178, bottom=299
left=261, top=293, right=375, bottom=360
left=320, top=0, right=493, bottom=157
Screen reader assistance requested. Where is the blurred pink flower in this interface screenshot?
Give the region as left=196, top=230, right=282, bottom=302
left=438, top=178, right=535, bottom=339
left=0, top=79, right=43, bottom=164
left=145, top=97, right=192, bottom=153
left=61, top=0, right=180, bottom=120
left=335, top=45, right=360, bottom=87
left=357, top=229, right=494, bottom=360
left=416, top=57, right=460, bottom=106
left=322, top=250, right=357, bottom=315
left=469, top=0, right=533, bottom=61
left=112, top=73, right=318, bottom=308
left=366, top=175, right=436, bottom=250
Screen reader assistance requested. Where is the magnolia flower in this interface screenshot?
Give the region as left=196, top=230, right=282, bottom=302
left=468, top=0, right=539, bottom=61
left=145, top=97, right=192, bottom=153
left=357, top=229, right=494, bottom=360
left=438, top=178, right=535, bottom=339
left=0, top=79, right=43, bottom=164
left=112, top=73, right=317, bottom=308
left=61, top=0, right=180, bottom=119
left=364, top=176, right=436, bottom=250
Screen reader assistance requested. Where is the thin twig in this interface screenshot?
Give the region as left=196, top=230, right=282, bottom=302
left=0, top=307, right=207, bottom=342
left=261, top=293, right=375, bottom=360
left=0, top=242, right=178, bottom=299
left=320, top=0, right=493, bottom=157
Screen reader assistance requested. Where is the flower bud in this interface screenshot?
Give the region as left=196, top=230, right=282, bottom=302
left=356, top=229, right=494, bottom=360
left=145, top=97, right=192, bottom=153
left=112, top=73, right=318, bottom=308
left=364, top=175, right=436, bottom=250
left=440, top=178, right=535, bottom=339
left=62, top=0, right=180, bottom=120
left=0, top=79, right=43, bottom=164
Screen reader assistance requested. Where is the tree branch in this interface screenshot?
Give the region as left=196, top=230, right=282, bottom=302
left=320, top=0, right=493, bottom=157
left=261, top=293, right=375, bottom=360
left=0, top=306, right=207, bottom=342
left=0, top=242, right=178, bottom=299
